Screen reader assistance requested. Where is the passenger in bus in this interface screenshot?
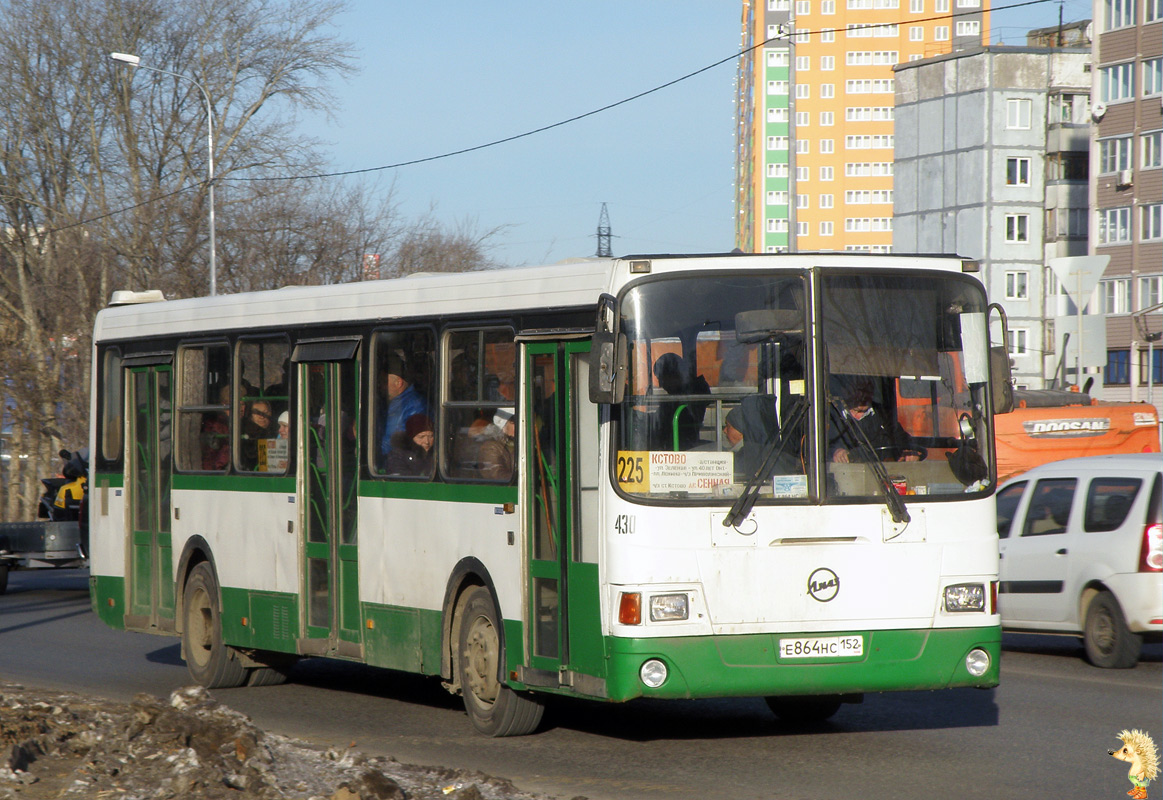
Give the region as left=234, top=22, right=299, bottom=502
left=828, top=378, right=923, bottom=463
left=724, top=397, right=800, bottom=477
left=386, top=414, right=435, bottom=477
left=478, top=409, right=516, bottom=481
left=377, top=354, right=427, bottom=465
left=651, top=352, right=711, bottom=451
left=200, top=386, right=232, bottom=470
left=277, top=411, right=289, bottom=438
left=240, top=399, right=275, bottom=470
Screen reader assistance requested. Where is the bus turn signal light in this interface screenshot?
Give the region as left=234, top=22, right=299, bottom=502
left=618, top=592, right=642, bottom=625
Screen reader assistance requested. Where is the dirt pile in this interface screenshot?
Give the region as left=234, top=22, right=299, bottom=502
left=0, top=684, right=561, bottom=800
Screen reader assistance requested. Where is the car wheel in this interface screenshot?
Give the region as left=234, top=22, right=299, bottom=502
left=0, top=563, right=8, bottom=595
left=182, top=563, right=248, bottom=688
left=1083, top=591, right=1141, bottom=669
left=457, top=586, right=544, bottom=736
left=765, top=695, right=844, bottom=724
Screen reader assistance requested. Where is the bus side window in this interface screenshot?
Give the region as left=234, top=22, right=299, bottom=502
left=237, top=338, right=291, bottom=474
left=372, top=328, right=436, bottom=478
left=443, top=328, right=516, bottom=481
left=176, top=344, right=232, bottom=472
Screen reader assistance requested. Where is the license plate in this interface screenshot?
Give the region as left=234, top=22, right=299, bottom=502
left=778, top=635, right=864, bottom=659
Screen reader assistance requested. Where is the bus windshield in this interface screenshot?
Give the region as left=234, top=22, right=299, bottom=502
left=612, top=270, right=994, bottom=504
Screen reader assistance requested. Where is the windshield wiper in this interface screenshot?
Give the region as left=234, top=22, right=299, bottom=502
left=829, top=399, right=910, bottom=525
left=724, top=397, right=808, bottom=528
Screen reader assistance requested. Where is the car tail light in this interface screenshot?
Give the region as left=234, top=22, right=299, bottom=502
left=1139, top=522, right=1163, bottom=573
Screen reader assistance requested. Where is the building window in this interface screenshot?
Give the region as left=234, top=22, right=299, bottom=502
left=820, top=221, right=834, bottom=236
left=1103, top=278, right=1132, bottom=313
left=796, top=55, right=811, bottom=71
left=1100, top=63, right=1135, bottom=103
left=1144, top=58, right=1163, bottom=97
left=820, top=166, right=834, bottom=180
left=934, top=25, right=949, bottom=40
left=796, top=111, right=810, bottom=126
left=1047, top=152, right=1089, bottom=181
left=1148, top=0, right=1162, bottom=22
left=821, top=28, right=836, bottom=41
left=821, top=55, right=835, bottom=70
left=767, top=135, right=790, bottom=150
left=768, top=51, right=790, bottom=67
left=797, top=139, right=810, bottom=154
left=1006, top=157, right=1031, bottom=186
left=820, top=193, right=835, bottom=208
left=797, top=221, right=810, bottom=236
left=767, top=218, right=790, bottom=233
left=1104, top=0, right=1135, bottom=29
left=768, top=107, right=789, bottom=123
left=910, top=0, right=923, bottom=9
left=1008, top=329, right=1029, bottom=356
left=1098, top=207, right=1132, bottom=244
left=1143, top=131, right=1162, bottom=168
left=767, top=190, right=790, bottom=206
left=767, top=80, right=790, bottom=95
left=956, top=20, right=980, bottom=35
left=797, top=166, right=810, bottom=180
left=957, top=0, right=980, bottom=5
left=1006, top=271, right=1029, bottom=300
left=768, top=162, right=790, bottom=177
left=1006, top=98, right=1031, bottom=129
left=909, top=25, right=924, bottom=40
left=821, top=138, right=835, bottom=153
left=1055, top=207, right=1089, bottom=238
left=1140, top=349, right=1163, bottom=385
left=1107, top=350, right=1130, bottom=384
left=796, top=0, right=811, bottom=13
left=1099, top=136, right=1133, bottom=173
left=1140, top=275, right=1163, bottom=308
left=820, top=111, right=835, bottom=125
left=1143, top=204, right=1163, bottom=241
left=935, top=0, right=949, bottom=9
left=1005, top=214, right=1029, bottom=242
left=821, top=83, right=835, bottom=98
left=822, top=0, right=836, bottom=11
left=797, top=194, right=809, bottom=209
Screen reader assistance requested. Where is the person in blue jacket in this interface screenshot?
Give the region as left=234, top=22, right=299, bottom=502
left=378, top=354, right=427, bottom=466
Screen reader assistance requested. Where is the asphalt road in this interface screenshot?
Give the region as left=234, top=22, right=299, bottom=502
left=2, top=567, right=1159, bottom=800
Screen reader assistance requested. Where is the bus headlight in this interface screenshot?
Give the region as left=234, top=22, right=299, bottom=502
left=649, top=593, right=689, bottom=622
left=944, top=583, right=985, bottom=612
left=640, top=659, right=668, bottom=688
left=965, top=648, right=990, bottom=677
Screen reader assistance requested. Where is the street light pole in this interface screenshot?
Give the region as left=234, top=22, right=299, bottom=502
left=110, top=52, right=217, bottom=296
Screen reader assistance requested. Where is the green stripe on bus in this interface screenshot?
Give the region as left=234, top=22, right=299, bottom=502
left=172, top=474, right=296, bottom=493
left=93, top=471, right=125, bottom=489
left=360, top=480, right=517, bottom=504
left=600, top=626, right=1001, bottom=702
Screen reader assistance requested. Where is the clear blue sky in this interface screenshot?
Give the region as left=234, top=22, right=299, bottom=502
left=299, top=0, right=1087, bottom=268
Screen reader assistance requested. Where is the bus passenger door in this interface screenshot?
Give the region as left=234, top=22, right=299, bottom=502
left=297, top=355, right=362, bottom=658
left=126, top=364, right=175, bottom=631
left=522, top=340, right=605, bottom=691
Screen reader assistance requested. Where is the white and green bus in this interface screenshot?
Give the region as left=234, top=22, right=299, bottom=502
left=89, top=253, right=1011, bottom=736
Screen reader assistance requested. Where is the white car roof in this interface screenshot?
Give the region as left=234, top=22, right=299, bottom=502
left=1000, top=453, right=1163, bottom=487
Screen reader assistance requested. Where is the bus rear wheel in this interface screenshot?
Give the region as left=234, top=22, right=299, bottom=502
left=765, top=695, right=844, bottom=724
left=182, top=563, right=247, bottom=688
left=456, top=586, right=543, bottom=737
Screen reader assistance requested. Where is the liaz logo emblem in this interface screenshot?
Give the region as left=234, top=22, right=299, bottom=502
left=807, top=567, right=839, bottom=602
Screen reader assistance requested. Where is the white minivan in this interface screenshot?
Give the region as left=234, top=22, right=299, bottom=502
left=996, top=454, right=1162, bottom=668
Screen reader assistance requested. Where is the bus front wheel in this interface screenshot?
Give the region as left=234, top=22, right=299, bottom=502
left=765, top=695, right=843, bottom=724
left=456, top=586, right=543, bottom=737
left=182, top=563, right=247, bottom=688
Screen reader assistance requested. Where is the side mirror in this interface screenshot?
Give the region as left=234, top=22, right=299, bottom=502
left=988, top=303, right=1014, bottom=414
left=991, top=345, right=1014, bottom=414
left=589, top=294, right=626, bottom=404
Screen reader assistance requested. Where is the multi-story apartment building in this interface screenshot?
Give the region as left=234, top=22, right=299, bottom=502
left=892, top=44, right=1093, bottom=389
left=735, top=0, right=987, bottom=252
left=1091, top=0, right=1162, bottom=407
